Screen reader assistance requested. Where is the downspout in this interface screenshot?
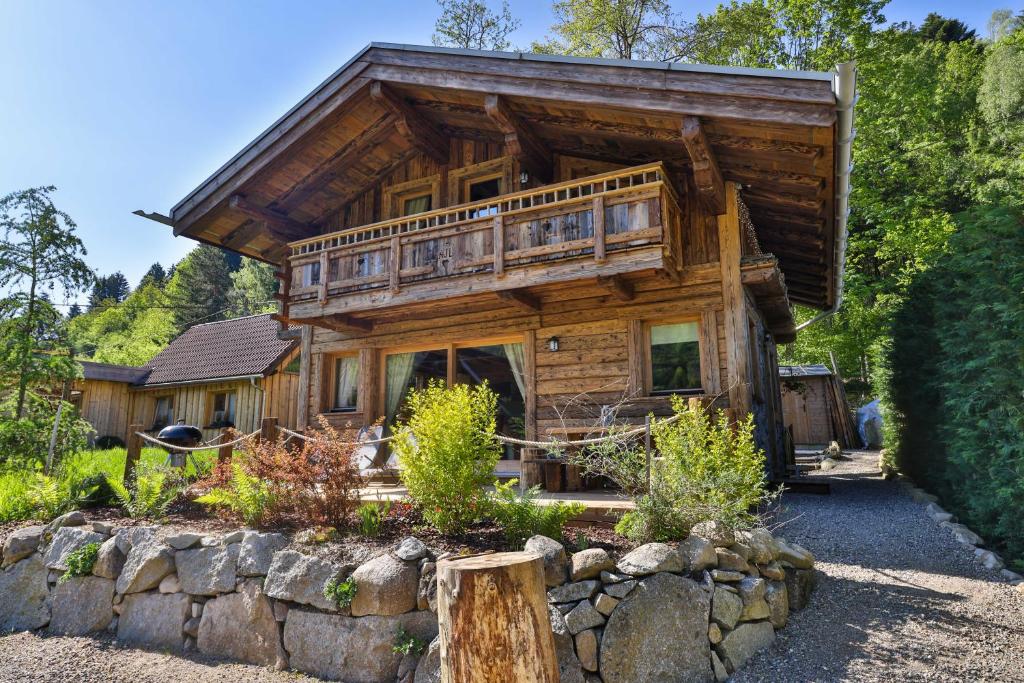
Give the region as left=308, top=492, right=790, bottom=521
left=795, top=60, right=857, bottom=333
left=250, top=376, right=265, bottom=430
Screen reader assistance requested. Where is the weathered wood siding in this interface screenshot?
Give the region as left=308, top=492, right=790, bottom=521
left=129, top=380, right=265, bottom=443
left=780, top=375, right=833, bottom=446
left=76, top=380, right=132, bottom=444
left=263, top=348, right=301, bottom=431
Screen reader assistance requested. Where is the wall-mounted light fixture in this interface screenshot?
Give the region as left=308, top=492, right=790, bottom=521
left=520, top=171, right=529, bottom=187
left=547, top=336, right=559, bottom=352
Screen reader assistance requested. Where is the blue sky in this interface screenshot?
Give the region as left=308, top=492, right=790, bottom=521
left=0, top=0, right=1012, bottom=307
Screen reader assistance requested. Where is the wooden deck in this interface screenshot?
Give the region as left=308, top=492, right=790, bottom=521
left=358, top=483, right=633, bottom=525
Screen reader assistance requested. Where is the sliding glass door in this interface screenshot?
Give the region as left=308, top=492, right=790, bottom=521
left=384, top=349, right=448, bottom=425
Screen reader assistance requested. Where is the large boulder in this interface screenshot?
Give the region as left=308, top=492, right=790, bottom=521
left=0, top=554, right=51, bottom=631
left=197, top=580, right=282, bottom=666
left=113, top=526, right=158, bottom=555
left=2, top=526, right=44, bottom=568
left=714, top=549, right=749, bottom=573
left=765, top=580, right=789, bottom=628
left=237, top=531, right=288, bottom=577
left=736, top=529, right=775, bottom=565
left=600, top=572, right=711, bottom=683
left=564, top=600, right=604, bottom=634
left=175, top=544, right=240, bottom=595
left=117, top=592, right=190, bottom=651
left=715, top=621, right=775, bottom=672
left=774, top=539, right=814, bottom=569
left=350, top=553, right=419, bottom=616
left=737, top=577, right=770, bottom=621
left=42, top=526, right=105, bottom=571
left=413, top=636, right=442, bottom=683
left=710, top=586, right=743, bottom=630
left=116, top=536, right=175, bottom=594
left=49, top=576, right=115, bottom=635
left=92, top=538, right=126, bottom=579
left=678, top=536, right=717, bottom=573
left=548, top=605, right=586, bottom=683
left=283, top=608, right=438, bottom=683
left=784, top=568, right=817, bottom=611
left=571, top=548, right=614, bottom=582
left=525, top=535, right=569, bottom=586
left=616, top=543, right=683, bottom=576
left=548, top=580, right=600, bottom=604
left=264, top=550, right=343, bottom=612
left=690, top=521, right=735, bottom=548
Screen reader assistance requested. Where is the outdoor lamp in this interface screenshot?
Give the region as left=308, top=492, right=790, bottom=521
left=547, top=336, right=559, bottom=352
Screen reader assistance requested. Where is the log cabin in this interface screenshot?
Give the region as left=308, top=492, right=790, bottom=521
left=72, top=314, right=301, bottom=445
left=778, top=364, right=856, bottom=450
left=143, top=44, right=856, bottom=486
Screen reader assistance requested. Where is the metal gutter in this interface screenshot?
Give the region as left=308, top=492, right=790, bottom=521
left=133, top=374, right=262, bottom=390
left=795, top=60, right=856, bottom=332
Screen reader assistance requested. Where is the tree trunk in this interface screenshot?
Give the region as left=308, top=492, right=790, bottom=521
left=437, top=551, right=559, bottom=683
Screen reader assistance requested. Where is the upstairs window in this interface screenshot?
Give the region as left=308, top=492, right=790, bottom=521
left=332, top=355, right=359, bottom=412
left=468, top=176, right=502, bottom=218
left=301, top=260, right=321, bottom=287
left=208, top=391, right=236, bottom=428
left=402, top=194, right=432, bottom=216
left=649, top=322, right=702, bottom=394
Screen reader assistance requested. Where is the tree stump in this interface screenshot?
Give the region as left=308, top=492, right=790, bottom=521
left=437, top=551, right=559, bottom=683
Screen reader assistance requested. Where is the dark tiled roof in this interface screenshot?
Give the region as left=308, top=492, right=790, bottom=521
left=779, top=364, right=832, bottom=378
left=139, top=314, right=297, bottom=386
left=80, top=360, right=149, bottom=384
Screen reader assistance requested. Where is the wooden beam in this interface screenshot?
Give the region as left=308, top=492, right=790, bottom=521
left=484, top=95, right=552, bottom=184
left=718, top=182, right=751, bottom=416
left=369, top=81, right=449, bottom=163
left=596, top=274, right=634, bottom=302
left=222, top=219, right=263, bottom=251
left=228, top=196, right=314, bottom=242
left=312, top=147, right=421, bottom=226
left=324, top=314, right=374, bottom=333
left=681, top=116, right=726, bottom=215
left=496, top=289, right=541, bottom=312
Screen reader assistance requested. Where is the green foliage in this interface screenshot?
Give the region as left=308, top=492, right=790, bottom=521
left=533, top=0, right=686, bottom=60
left=392, top=627, right=428, bottom=657
left=69, top=281, right=176, bottom=365
left=107, top=461, right=183, bottom=518
left=357, top=501, right=391, bottom=537
left=395, top=381, right=501, bottom=534
left=227, top=258, right=278, bottom=317
left=0, top=393, right=93, bottom=468
left=195, top=461, right=276, bottom=526
left=164, top=244, right=234, bottom=333
left=323, top=576, right=358, bottom=609
left=59, top=542, right=101, bottom=584
left=885, top=205, right=1024, bottom=570
left=0, top=469, right=35, bottom=523
left=433, top=0, right=520, bottom=50
left=487, top=478, right=585, bottom=547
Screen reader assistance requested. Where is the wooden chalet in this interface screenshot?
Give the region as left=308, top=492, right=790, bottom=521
left=73, top=314, right=301, bottom=444
left=146, top=44, right=856, bottom=484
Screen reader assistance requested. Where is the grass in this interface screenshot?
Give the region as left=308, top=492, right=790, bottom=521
left=0, top=447, right=218, bottom=524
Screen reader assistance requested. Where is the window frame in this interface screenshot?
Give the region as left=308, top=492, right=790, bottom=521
left=381, top=174, right=442, bottom=220
left=328, top=352, right=361, bottom=413
left=206, top=390, right=237, bottom=428
left=446, top=157, right=514, bottom=207
left=152, top=395, right=174, bottom=430
left=642, top=317, right=706, bottom=396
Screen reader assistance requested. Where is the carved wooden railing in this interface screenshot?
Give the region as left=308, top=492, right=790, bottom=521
left=286, top=163, right=681, bottom=307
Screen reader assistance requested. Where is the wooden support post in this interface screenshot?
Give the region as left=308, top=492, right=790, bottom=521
left=718, top=182, right=751, bottom=418
left=493, top=215, right=505, bottom=277
left=124, top=424, right=144, bottom=486
left=389, top=236, right=401, bottom=293
left=217, top=427, right=233, bottom=464
left=318, top=251, right=328, bottom=304
left=260, top=416, right=279, bottom=443
left=593, top=195, right=606, bottom=262
left=437, top=552, right=559, bottom=683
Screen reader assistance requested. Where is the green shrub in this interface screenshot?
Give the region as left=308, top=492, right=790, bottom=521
left=574, top=397, right=775, bottom=543
left=59, top=542, right=101, bottom=584
left=107, top=461, right=183, bottom=518
left=0, top=468, right=36, bottom=523
left=357, top=501, right=391, bottom=537
left=392, top=627, right=428, bottom=656
left=488, top=479, right=585, bottom=547
left=0, top=394, right=93, bottom=469
left=323, top=576, right=358, bottom=609
left=885, top=205, right=1024, bottom=570
left=195, top=461, right=276, bottom=526
left=394, top=381, right=501, bottom=534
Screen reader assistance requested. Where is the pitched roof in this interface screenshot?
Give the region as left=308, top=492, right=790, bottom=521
left=779, top=364, right=832, bottom=378
left=138, top=314, right=297, bottom=386
left=80, top=360, right=149, bottom=384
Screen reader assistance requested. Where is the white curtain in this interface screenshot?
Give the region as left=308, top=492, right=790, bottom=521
left=385, top=352, right=416, bottom=424
left=503, top=343, right=527, bottom=400
left=334, top=356, right=359, bottom=409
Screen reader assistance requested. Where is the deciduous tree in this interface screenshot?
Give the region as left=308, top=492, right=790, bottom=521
left=433, top=0, right=520, bottom=50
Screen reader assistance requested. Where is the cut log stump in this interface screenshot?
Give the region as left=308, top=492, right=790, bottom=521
left=437, top=551, right=559, bottom=683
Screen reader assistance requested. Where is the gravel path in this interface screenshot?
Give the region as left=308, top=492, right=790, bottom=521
left=2, top=452, right=1021, bottom=682
left=734, top=451, right=1024, bottom=683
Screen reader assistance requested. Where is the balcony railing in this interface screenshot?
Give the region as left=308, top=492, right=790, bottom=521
left=284, top=162, right=682, bottom=316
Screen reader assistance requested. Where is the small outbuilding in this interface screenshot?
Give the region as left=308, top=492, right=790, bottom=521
left=778, top=365, right=856, bottom=449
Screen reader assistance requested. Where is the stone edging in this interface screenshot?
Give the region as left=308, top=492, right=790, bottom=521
left=0, top=514, right=819, bottom=683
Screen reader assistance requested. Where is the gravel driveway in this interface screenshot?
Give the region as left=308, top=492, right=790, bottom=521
left=734, top=451, right=1024, bottom=682
left=1, top=452, right=1021, bottom=682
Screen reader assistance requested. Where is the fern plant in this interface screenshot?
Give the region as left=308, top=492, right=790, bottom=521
left=27, top=473, right=74, bottom=519
left=488, top=478, right=586, bottom=547
left=106, top=461, right=182, bottom=519
left=195, top=462, right=276, bottom=526
left=357, top=500, right=391, bottom=537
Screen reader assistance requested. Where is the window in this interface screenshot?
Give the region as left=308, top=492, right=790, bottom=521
left=402, top=194, right=432, bottom=216
left=208, top=391, right=236, bottom=428
left=649, top=322, right=702, bottom=394
left=384, top=349, right=448, bottom=425
left=332, top=356, right=359, bottom=412
left=468, top=177, right=502, bottom=218
left=301, top=260, right=321, bottom=287
left=153, top=396, right=174, bottom=429
left=455, top=343, right=526, bottom=459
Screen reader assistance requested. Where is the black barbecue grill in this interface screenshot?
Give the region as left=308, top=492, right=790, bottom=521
left=156, top=421, right=204, bottom=469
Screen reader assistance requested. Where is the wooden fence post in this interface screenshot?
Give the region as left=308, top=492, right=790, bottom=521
left=124, top=424, right=144, bottom=486
left=260, top=416, right=279, bottom=443
left=437, top=552, right=559, bottom=683
left=217, top=427, right=233, bottom=464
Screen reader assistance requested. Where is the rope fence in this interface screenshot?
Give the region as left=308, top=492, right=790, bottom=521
left=134, top=429, right=261, bottom=452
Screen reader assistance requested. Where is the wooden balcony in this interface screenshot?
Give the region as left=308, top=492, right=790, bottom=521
left=282, top=163, right=683, bottom=327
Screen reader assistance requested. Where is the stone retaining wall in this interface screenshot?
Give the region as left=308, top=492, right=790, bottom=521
left=0, top=513, right=817, bottom=682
